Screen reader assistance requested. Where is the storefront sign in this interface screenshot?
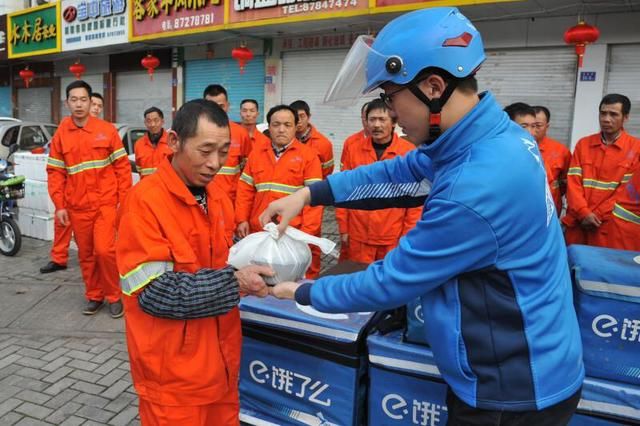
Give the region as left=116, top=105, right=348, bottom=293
left=8, top=3, right=61, bottom=59
left=374, top=0, right=517, bottom=11
left=281, top=33, right=361, bottom=51
left=0, top=15, right=8, bottom=61
left=230, top=0, right=368, bottom=24
left=130, top=0, right=224, bottom=41
left=61, top=0, right=129, bottom=51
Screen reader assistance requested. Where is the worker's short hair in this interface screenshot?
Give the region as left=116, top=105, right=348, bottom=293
left=203, top=84, right=228, bottom=100
left=90, top=93, right=104, bottom=102
left=289, top=100, right=310, bottom=117
left=360, top=102, right=370, bottom=114
left=532, top=106, right=551, bottom=123
left=504, top=102, right=535, bottom=121
left=240, top=99, right=259, bottom=110
left=144, top=106, right=164, bottom=119
left=66, top=80, right=92, bottom=99
left=600, top=93, right=631, bottom=116
left=267, top=105, right=299, bottom=126
left=173, top=99, right=229, bottom=142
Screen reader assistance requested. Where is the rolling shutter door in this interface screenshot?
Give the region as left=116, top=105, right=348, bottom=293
left=185, top=57, right=265, bottom=123
left=18, top=87, right=52, bottom=123
left=476, top=47, right=578, bottom=145
left=605, top=44, right=640, bottom=137
left=116, top=70, right=173, bottom=127
left=282, top=49, right=378, bottom=172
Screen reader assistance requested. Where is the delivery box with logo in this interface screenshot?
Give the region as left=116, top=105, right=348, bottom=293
left=568, top=245, right=640, bottom=386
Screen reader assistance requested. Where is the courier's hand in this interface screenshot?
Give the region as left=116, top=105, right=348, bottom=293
left=55, top=209, right=70, bottom=227
left=236, top=221, right=250, bottom=238
left=259, top=187, right=311, bottom=235
left=269, top=281, right=302, bottom=300
left=581, top=212, right=602, bottom=229
left=235, top=265, right=274, bottom=298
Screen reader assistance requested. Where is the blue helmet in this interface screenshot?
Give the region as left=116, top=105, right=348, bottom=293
left=364, top=7, right=485, bottom=93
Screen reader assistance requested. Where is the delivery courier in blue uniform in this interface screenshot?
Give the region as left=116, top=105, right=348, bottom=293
left=262, top=7, right=584, bottom=425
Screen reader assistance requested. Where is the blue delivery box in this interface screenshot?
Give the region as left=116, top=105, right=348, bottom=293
left=568, top=245, right=640, bottom=386
left=367, top=330, right=448, bottom=426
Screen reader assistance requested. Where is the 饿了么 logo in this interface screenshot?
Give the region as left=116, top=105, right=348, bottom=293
left=592, top=314, right=640, bottom=342
left=249, top=360, right=331, bottom=407
left=382, top=393, right=447, bottom=425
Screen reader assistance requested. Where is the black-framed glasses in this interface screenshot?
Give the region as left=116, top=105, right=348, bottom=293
left=379, top=85, right=409, bottom=109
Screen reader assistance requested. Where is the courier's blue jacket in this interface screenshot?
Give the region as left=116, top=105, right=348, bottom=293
left=298, top=93, right=584, bottom=411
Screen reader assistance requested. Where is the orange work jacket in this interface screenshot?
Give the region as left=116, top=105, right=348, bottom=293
left=212, top=121, right=251, bottom=203
left=336, top=134, right=422, bottom=245
left=538, top=136, right=570, bottom=215
left=236, top=139, right=322, bottom=234
left=134, top=131, right=173, bottom=179
left=248, top=127, right=271, bottom=150
left=116, top=158, right=239, bottom=406
left=563, top=131, right=640, bottom=228
left=47, top=116, right=132, bottom=211
left=301, top=125, right=334, bottom=179
left=340, top=129, right=368, bottom=170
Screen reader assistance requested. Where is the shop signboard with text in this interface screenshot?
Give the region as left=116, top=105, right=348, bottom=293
left=8, top=3, right=61, bottom=59
left=130, top=0, right=224, bottom=42
left=229, top=0, right=368, bottom=26
left=61, top=0, right=129, bottom=51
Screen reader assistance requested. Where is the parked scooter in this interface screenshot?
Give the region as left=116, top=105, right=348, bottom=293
left=0, top=145, right=25, bottom=256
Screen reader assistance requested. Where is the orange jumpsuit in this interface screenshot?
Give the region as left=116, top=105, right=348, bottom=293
left=539, top=136, right=571, bottom=216
left=336, top=134, right=422, bottom=264
left=337, top=130, right=368, bottom=260
left=248, top=127, right=270, bottom=150
left=50, top=220, right=72, bottom=266
left=236, top=140, right=323, bottom=277
left=116, top=159, right=240, bottom=425
left=301, top=125, right=334, bottom=179
left=134, top=131, right=173, bottom=179
left=589, top=163, right=640, bottom=251
left=47, top=116, right=131, bottom=303
left=212, top=122, right=251, bottom=203
left=562, top=131, right=640, bottom=246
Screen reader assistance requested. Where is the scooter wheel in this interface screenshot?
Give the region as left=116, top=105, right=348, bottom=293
left=0, top=217, right=22, bottom=256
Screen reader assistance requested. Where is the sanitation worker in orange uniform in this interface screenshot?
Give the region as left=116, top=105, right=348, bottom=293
left=116, top=99, right=273, bottom=426
left=337, top=102, right=370, bottom=260
left=47, top=80, right=131, bottom=318
left=134, top=106, right=172, bottom=179
left=336, top=100, right=422, bottom=264
left=563, top=94, right=640, bottom=246
left=235, top=105, right=323, bottom=277
left=532, top=105, right=571, bottom=216
left=204, top=84, right=251, bottom=204
left=239, top=99, right=270, bottom=149
left=40, top=92, right=107, bottom=275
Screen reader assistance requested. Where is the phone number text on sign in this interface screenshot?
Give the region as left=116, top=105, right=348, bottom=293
left=160, top=13, right=215, bottom=31
left=282, top=0, right=358, bottom=14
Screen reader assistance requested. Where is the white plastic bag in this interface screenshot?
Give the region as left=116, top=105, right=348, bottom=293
left=227, top=223, right=336, bottom=285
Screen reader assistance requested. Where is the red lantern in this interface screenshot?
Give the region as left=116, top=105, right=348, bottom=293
left=141, top=54, right=160, bottom=81
left=231, top=44, right=254, bottom=74
left=564, top=21, right=600, bottom=68
left=69, top=61, right=86, bottom=80
left=19, top=67, right=35, bottom=88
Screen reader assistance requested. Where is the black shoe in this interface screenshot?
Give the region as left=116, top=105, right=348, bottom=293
left=40, top=261, right=67, bottom=274
left=109, top=300, right=124, bottom=319
left=83, top=300, right=104, bottom=315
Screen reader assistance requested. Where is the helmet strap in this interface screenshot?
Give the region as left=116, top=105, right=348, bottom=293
left=408, top=79, right=459, bottom=145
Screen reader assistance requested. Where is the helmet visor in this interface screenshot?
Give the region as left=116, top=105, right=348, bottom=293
left=323, top=35, right=390, bottom=106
